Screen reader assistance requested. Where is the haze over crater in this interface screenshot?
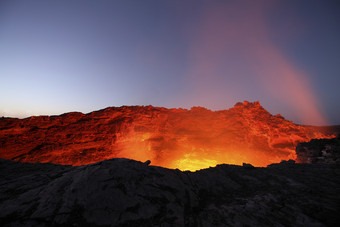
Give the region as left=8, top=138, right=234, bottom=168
left=0, top=0, right=339, bottom=125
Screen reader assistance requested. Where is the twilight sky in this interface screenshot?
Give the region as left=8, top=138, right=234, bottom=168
left=0, top=0, right=339, bottom=125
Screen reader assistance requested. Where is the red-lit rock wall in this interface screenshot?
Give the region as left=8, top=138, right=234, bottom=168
left=0, top=101, right=336, bottom=170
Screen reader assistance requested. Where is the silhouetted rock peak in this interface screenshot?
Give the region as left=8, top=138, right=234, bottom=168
left=234, top=100, right=261, bottom=107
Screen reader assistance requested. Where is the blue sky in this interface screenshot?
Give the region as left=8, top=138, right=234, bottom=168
left=0, top=0, right=339, bottom=125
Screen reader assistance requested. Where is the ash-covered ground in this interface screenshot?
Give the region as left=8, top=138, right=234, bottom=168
left=0, top=156, right=339, bottom=226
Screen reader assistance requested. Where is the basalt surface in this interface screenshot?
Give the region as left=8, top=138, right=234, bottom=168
left=0, top=158, right=339, bottom=226
left=0, top=101, right=337, bottom=169
left=296, top=137, right=340, bottom=164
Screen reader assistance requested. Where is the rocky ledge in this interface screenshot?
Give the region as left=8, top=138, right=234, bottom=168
left=0, top=158, right=339, bottom=226
left=296, top=137, right=340, bottom=164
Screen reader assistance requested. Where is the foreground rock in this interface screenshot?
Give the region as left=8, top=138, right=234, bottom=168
left=296, top=137, right=340, bottom=164
left=0, top=101, right=337, bottom=169
left=0, top=158, right=339, bottom=226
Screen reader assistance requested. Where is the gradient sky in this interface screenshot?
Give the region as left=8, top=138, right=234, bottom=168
left=1, top=0, right=339, bottom=125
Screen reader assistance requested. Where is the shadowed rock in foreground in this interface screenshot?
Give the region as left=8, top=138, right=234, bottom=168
left=0, top=158, right=339, bottom=226
left=296, top=137, right=340, bottom=164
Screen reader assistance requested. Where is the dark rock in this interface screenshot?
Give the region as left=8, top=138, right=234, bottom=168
left=296, top=137, right=340, bottom=164
left=242, top=163, right=254, bottom=168
left=144, top=160, right=151, bottom=165
left=0, top=158, right=339, bottom=226
left=280, top=159, right=295, bottom=164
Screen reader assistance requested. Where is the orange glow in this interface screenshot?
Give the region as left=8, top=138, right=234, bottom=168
left=99, top=103, right=333, bottom=171
left=115, top=131, right=289, bottom=171
left=171, top=153, right=218, bottom=171
left=0, top=103, right=335, bottom=171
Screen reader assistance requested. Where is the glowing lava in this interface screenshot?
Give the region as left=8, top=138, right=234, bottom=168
left=0, top=101, right=336, bottom=171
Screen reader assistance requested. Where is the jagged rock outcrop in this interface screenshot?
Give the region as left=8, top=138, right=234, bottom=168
left=0, top=101, right=337, bottom=169
left=0, top=158, right=339, bottom=226
left=296, top=137, right=340, bottom=164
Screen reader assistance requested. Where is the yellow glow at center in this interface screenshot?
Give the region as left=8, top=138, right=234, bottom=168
left=172, top=154, right=218, bottom=171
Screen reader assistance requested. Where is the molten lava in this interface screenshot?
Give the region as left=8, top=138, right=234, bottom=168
left=0, top=101, right=336, bottom=171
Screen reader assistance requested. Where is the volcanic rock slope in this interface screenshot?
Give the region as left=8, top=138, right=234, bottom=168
left=0, top=158, right=339, bottom=226
left=297, top=137, right=340, bottom=164
left=0, top=101, right=336, bottom=168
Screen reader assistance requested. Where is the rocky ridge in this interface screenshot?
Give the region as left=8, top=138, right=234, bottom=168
left=0, top=101, right=336, bottom=169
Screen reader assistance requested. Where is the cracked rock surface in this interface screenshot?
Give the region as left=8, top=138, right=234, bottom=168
left=0, top=158, right=339, bottom=226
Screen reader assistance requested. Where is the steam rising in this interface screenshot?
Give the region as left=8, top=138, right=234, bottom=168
left=182, top=0, right=327, bottom=125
